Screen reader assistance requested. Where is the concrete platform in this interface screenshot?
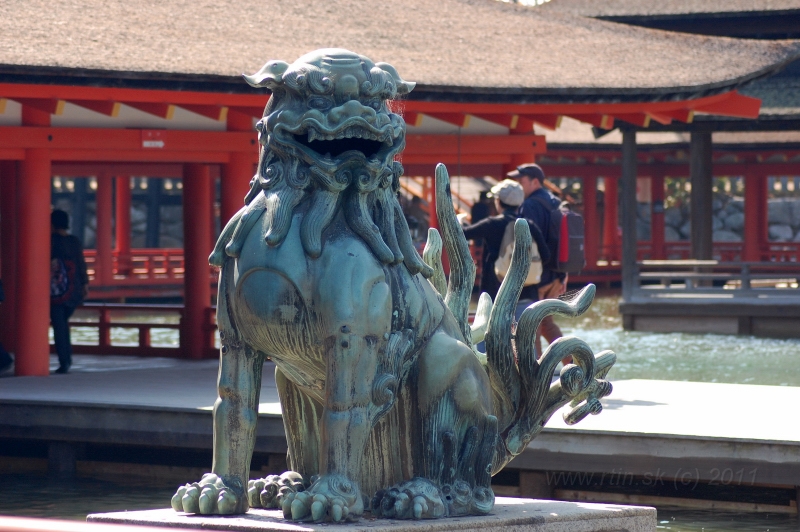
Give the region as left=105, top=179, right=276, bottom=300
left=87, top=498, right=656, bottom=532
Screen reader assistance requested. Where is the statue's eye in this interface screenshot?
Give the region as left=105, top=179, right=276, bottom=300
left=308, top=97, right=332, bottom=110
left=367, top=100, right=382, bottom=111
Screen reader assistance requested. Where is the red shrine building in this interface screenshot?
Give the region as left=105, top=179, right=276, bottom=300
left=1, top=0, right=799, bottom=375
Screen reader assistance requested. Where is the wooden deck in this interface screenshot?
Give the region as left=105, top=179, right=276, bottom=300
left=620, top=260, right=800, bottom=337
left=1, top=355, right=799, bottom=513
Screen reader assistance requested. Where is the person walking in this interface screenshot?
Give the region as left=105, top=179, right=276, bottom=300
left=507, top=164, right=570, bottom=363
left=50, top=209, right=89, bottom=374
left=462, top=179, right=549, bottom=301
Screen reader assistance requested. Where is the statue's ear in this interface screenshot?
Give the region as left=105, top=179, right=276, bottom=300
left=375, top=62, right=415, bottom=95
left=243, top=60, right=290, bottom=89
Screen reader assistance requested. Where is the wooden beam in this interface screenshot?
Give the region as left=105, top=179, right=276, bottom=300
left=69, top=100, right=120, bottom=117
left=124, top=102, right=175, bottom=119
left=423, top=112, right=470, bottom=128
left=568, top=114, right=614, bottom=129
left=14, top=98, right=64, bottom=115
left=690, top=132, right=714, bottom=260
left=404, top=134, right=545, bottom=155
left=178, top=104, right=228, bottom=121
left=0, top=83, right=760, bottom=121
left=474, top=113, right=518, bottom=128
left=646, top=112, right=673, bottom=125
left=521, top=114, right=561, bottom=130
left=227, top=106, right=265, bottom=119
left=0, top=83, right=268, bottom=108
left=401, top=91, right=754, bottom=118
left=614, top=113, right=651, bottom=128
left=692, top=91, right=761, bottom=119
left=403, top=111, right=423, bottom=127
left=620, top=129, right=638, bottom=302
left=0, top=126, right=255, bottom=152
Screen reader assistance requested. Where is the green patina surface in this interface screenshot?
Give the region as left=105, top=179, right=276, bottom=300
left=172, top=48, right=615, bottom=523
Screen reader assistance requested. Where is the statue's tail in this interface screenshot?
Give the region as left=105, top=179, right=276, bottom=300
left=423, top=163, right=615, bottom=476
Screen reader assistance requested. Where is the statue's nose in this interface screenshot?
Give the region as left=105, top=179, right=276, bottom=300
left=336, top=74, right=360, bottom=101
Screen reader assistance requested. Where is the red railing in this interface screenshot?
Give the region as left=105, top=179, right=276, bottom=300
left=54, top=303, right=218, bottom=358
left=83, top=249, right=217, bottom=299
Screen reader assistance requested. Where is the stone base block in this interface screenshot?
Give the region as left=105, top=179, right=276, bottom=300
left=87, top=497, right=656, bottom=531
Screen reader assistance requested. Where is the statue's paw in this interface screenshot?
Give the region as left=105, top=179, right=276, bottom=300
left=171, top=473, right=242, bottom=515
left=280, top=474, right=363, bottom=523
left=247, top=471, right=306, bottom=509
left=441, top=481, right=494, bottom=516
left=371, top=477, right=446, bottom=520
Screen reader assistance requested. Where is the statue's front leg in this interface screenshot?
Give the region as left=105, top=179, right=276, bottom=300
left=173, top=336, right=264, bottom=514
left=172, top=258, right=265, bottom=515
left=282, top=330, right=378, bottom=522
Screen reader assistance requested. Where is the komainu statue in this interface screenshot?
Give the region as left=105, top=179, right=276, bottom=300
left=171, top=49, right=615, bottom=523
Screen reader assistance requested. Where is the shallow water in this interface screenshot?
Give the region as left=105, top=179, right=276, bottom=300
left=0, top=473, right=176, bottom=521
left=553, top=296, right=800, bottom=387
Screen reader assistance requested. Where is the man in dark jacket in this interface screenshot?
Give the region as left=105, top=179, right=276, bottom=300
left=462, top=179, right=549, bottom=301
left=50, top=209, right=89, bottom=374
left=508, top=164, right=569, bottom=362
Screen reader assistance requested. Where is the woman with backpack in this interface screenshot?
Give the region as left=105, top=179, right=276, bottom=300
left=50, top=209, right=89, bottom=374
left=462, top=180, right=549, bottom=301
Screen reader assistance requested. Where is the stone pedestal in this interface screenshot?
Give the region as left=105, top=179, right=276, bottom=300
left=87, top=497, right=656, bottom=531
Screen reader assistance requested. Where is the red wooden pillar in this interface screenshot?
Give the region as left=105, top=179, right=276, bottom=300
left=0, top=161, right=18, bottom=353
left=16, top=149, right=51, bottom=376
left=504, top=117, right=536, bottom=177
left=602, top=176, right=619, bottom=262
left=95, top=175, right=113, bottom=285
left=223, top=110, right=257, bottom=226
left=182, top=163, right=213, bottom=359
left=743, top=173, right=766, bottom=261
left=221, top=152, right=253, bottom=226
left=582, top=175, right=598, bottom=269
left=115, top=176, right=132, bottom=275
left=651, top=172, right=666, bottom=260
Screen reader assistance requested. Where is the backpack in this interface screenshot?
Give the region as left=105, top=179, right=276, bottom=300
left=494, top=218, right=542, bottom=286
left=50, top=257, right=79, bottom=305
left=534, top=196, right=586, bottom=274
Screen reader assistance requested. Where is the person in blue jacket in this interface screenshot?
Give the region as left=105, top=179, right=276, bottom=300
left=508, top=164, right=570, bottom=363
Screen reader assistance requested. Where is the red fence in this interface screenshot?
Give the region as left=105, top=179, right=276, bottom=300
left=54, top=303, right=217, bottom=358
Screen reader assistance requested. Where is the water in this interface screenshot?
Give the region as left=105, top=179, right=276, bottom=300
left=656, top=507, right=800, bottom=531
left=552, top=295, right=800, bottom=387
left=0, top=473, right=176, bottom=521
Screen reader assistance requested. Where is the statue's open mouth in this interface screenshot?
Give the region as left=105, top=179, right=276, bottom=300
left=276, top=116, right=403, bottom=166
left=293, top=131, right=385, bottom=159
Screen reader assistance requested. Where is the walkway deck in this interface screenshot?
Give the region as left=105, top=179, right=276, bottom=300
left=2, top=355, right=799, bottom=510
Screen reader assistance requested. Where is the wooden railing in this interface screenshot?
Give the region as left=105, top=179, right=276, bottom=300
left=632, top=260, right=800, bottom=299
left=55, top=303, right=218, bottom=358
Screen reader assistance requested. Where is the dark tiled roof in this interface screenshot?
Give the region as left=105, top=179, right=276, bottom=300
left=541, top=0, right=800, bottom=17
left=2, top=0, right=800, bottom=103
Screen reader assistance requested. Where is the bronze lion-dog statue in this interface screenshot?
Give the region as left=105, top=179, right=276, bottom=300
left=172, top=48, right=615, bottom=523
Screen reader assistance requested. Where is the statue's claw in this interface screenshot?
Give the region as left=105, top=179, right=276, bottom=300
left=172, top=473, right=242, bottom=515
left=372, top=478, right=446, bottom=520
left=247, top=471, right=306, bottom=508
left=283, top=474, right=362, bottom=523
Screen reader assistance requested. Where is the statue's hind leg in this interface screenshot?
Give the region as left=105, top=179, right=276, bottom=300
left=373, top=329, right=497, bottom=519
left=247, top=366, right=321, bottom=509
left=172, top=262, right=265, bottom=515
